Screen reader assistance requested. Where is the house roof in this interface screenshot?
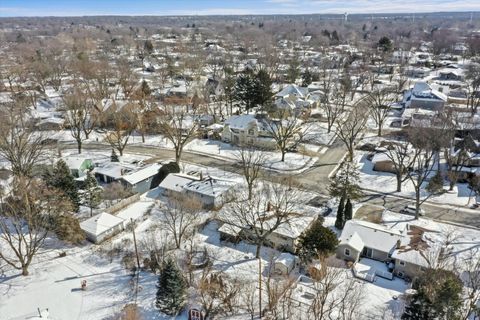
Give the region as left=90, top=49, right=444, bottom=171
left=94, top=163, right=134, bottom=180
left=224, top=114, right=259, bottom=130
left=275, top=84, right=309, bottom=98
left=275, top=252, right=296, bottom=268
left=159, top=173, right=198, bottom=193
left=339, top=220, right=405, bottom=254
left=182, top=176, right=237, bottom=198
left=64, top=156, right=90, bottom=170
left=343, top=231, right=364, bottom=252
left=371, top=152, right=391, bottom=164
left=121, top=163, right=161, bottom=185
left=80, top=212, right=125, bottom=236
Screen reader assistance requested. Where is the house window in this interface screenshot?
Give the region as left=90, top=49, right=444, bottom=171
left=398, top=271, right=405, bottom=278
left=399, top=261, right=405, bottom=266
left=248, top=129, right=254, bottom=135
left=344, top=248, right=350, bottom=256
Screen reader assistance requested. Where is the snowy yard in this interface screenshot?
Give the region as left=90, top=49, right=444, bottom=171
left=355, top=151, right=477, bottom=207
left=185, top=139, right=318, bottom=173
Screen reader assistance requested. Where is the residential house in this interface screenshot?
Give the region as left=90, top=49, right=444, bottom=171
left=182, top=176, right=238, bottom=209
left=94, top=162, right=135, bottom=184
left=221, top=114, right=275, bottom=149
left=371, top=153, right=396, bottom=173
left=337, top=220, right=438, bottom=279
left=403, top=82, right=447, bottom=111
left=64, top=156, right=93, bottom=178
left=120, top=163, right=162, bottom=194
left=158, top=173, right=199, bottom=196
left=80, top=212, right=125, bottom=243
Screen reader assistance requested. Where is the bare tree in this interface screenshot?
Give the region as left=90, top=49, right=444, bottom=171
left=0, top=101, right=45, bottom=178
left=235, top=146, right=266, bottom=200
left=223, top=179, right=301, bottom=258
left=196, top=268, right=243, bottom=319
left=382, top=136, right=415, bottom=192
left=0, top=178, right=73, bottom=275
left=103, top=102, right=137, bottom=156
left=157, top=102, right=199, bottom=164
left=406, top=127, right=438, bottom=219
left=157, top=193, right=202, bottom=249
left=364, top=87, right=397, bottom=136
left=466, top=63, right=480, bottom=115
left=335, top=98, right=368, bottom=162
left=460, top=249, right=480, bottom=320
left=265, top=110, right=306, bottom=162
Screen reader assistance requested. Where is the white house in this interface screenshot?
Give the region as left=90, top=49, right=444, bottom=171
left=158, top=173, right=198, bottom=195
left=403, top=82, right=447, bottom=111
left=80, top=212, right=125, bottom=244
left=182, top=176, right=237, bottom=209
left=221, top=114, right=275, bottom=148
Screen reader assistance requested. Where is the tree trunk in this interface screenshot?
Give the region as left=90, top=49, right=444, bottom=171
left=141, top=131, right=145, bottom=143
left=415, top=188, right=421, bottom=220
left=22, top=265, right=29, bottom=276
left=281, top=150, right=286, bottom=162
left=175, top=147, right=182, bottom=164
left=377, top=123, right=382, bottom=137
left=118, top=147, right=124, bottom=156
left=396, top=174, right=402, bottom=192
left=77, top=140, right=82, bottom=154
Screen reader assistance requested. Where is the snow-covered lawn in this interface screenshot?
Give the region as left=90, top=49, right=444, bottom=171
left=185, top=139, right=318, bottom=173
left=355, top=152, right=476, bottom=207
left=303, top=121, right=337, bottom=146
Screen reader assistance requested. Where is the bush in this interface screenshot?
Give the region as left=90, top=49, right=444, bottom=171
left=54, top=214, right=85, bottom=244
left=151, top=162, right=180, bottom=188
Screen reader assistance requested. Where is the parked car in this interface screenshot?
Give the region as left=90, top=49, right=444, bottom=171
left=400, top=205, right=425, bottom=216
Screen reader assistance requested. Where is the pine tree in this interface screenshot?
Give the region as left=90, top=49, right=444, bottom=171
left=111, top=149, right=119, bottom=162
left=44, top=160, right=80, bottom=211
left=344, top=198, right=353, bottom=221
left=329, top=162, right=363, bottom=201
left=156, top=259, right=186, bottom=315
left=335, top=196, right=345, bottom=229
left=296, top=217, right=338, bottom=263
left=82, top=172, right=102, bottom=216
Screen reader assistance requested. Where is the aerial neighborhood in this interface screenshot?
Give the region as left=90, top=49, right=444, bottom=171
left=0, top=5, right=480, bottom=320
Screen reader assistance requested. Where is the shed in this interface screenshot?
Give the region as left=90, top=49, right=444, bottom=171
left=80, top=212, right=125, bottom=243
left=64, top=156, right=93, bottom=178
left=273, top=252, right=296, bottom=275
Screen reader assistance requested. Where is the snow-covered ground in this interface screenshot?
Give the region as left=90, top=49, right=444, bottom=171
left=185, top=139, right=318, bottom=173
left=355, top=151, right=476, bottom=207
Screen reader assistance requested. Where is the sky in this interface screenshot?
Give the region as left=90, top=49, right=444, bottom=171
left=0, top=0, right=479, bottom=17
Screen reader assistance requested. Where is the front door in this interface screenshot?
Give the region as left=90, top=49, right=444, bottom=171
left=362, top=247, right=373, bottom=258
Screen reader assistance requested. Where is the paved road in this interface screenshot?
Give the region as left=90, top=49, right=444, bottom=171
left=59, top=140, right=480, bottom=228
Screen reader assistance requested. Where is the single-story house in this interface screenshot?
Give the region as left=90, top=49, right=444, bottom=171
left=158, top=173, right=198, bottom=196
left=64, top=156, right=93, bottom=178
left=182, top=176, right=238, bottom=209
left=120, top=163, right=162, bottom=194
left=80, top=212, right=125, bottom=244
left=94, top=163, right=135, bottom=184
left=337, top=220, right=438, bottom=279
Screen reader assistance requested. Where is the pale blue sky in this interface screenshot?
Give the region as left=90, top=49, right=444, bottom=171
left=1, top=0, right=479, bottom=17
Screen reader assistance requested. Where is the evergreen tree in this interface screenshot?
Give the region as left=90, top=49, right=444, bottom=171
left=255, top=69, right=273, bottom=109
left=344, top=198, right=353, bottom=221
left=54, top=214, right=85, bottom=244
left=402, top=269, right=463, bottom=320
left=156, top=259, right=186, bottom=315
left=44, top=160, right=80, bottom=211
left=296, top=217, right=338, bottom=263
left=329, top=162, right=363, bottom=201
left=302, top=69, right=313, bottom=87
left=378, top=36, right=393, bottom=52
left=335, top=196, right=345, bottom=229
left=82, top=172, right=102, bottom=216
left=111, top=149, right=119, bottom=162
left=234, top=70, right=257, bottom=112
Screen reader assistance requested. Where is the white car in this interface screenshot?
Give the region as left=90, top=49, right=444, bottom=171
left=400, top=205, right=425, bottom=216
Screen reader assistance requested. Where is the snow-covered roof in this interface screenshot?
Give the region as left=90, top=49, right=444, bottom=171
left=275, top=252, right=296, bottom=268
left=94, top=163, right=134, bottom=180
left=183, top=176, right=237, bottom=198
left=80, top=212, right=125, bottom=236
left=121, top=163, right=161, bottom=185
left=275, top=84, right=309, bottom=98
left=64, top=156, right=91, bottom=170
left=371, top=152, right=391, bottom=164
left=339, top=220, right=405, bottom=254
left=343, top=231, right=364, bottom=252
left=224, top=114, right=261, bottom=130
left=159, top=173, right=198, bottom=193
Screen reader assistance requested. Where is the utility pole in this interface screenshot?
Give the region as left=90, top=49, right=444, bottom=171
left=131, top=218, right=141, bottom=303
left=258, top=256, right=262, bottom=319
